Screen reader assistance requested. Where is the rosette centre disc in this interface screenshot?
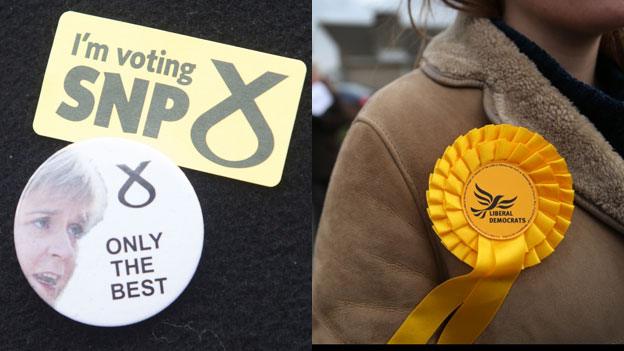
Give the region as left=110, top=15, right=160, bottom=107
left=462, top=162, right=537, bottom=240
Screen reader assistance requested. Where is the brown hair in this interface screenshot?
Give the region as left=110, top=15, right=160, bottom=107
left=409, top=0, right=624, bottom=69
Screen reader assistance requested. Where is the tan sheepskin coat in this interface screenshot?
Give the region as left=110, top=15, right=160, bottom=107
left=313, top=15, right=624, bottom=344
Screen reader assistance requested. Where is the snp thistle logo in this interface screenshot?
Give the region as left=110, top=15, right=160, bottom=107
left=470, top=184, right=517, bottom=219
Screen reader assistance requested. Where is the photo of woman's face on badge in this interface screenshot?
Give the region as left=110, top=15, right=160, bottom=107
left=13, top=138, right=204, bottom=327
left=14, top=148, right=107, bottom=305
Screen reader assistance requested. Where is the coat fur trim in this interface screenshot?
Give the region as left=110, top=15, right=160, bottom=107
left=421, top=14, right=624, bottom=232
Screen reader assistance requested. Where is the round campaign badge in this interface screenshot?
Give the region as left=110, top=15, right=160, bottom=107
left=14, top=138, right=204, bottom=326
left=389, top=124, right=575, bottom=344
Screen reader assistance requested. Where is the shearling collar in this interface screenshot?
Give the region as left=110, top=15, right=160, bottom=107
left=420, top=14, right=624, bottom=233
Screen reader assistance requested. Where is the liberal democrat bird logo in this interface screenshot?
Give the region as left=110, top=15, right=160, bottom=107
left=470, top=184, right=517, bottom=219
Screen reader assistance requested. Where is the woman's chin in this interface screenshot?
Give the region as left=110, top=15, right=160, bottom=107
left=29, top=276, right=62, bottom=306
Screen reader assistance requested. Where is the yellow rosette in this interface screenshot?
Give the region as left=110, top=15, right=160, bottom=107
left=389, top=124, right=574, bottom=344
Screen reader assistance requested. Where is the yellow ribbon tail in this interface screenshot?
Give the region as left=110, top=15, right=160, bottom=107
left=437, top=271, right=520, bottom=343
left=387, top=274, right=476, bottom=344
left=389, top=236, right=526, bottom=344
left=439, top=236, right=525, bottom=343
left=389, top=236, right=496, bottom=344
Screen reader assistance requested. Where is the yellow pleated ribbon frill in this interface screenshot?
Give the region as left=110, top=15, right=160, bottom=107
left=388, top=124, right=574, bottom=344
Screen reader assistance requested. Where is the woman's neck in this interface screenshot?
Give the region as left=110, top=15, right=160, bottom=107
left=503, top=8, right=602, bottom=86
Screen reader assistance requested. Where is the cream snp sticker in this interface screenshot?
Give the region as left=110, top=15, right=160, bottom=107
left=14, top=138, right=204, bottom=326
left=33, top=11, right=307, bottom=187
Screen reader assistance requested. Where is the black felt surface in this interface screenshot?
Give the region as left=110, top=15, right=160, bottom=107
left=0, top=1, right=311, bottom=350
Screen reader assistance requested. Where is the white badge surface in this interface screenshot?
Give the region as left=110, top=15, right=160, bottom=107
left=14, top=138, right=204, bottom=326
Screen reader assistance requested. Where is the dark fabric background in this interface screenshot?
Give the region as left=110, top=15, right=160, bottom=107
left=0, top=1, right=311, bottom=350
